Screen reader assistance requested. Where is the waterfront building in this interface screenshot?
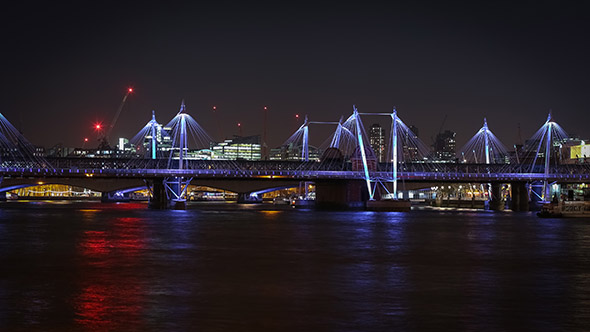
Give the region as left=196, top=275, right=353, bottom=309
left=212, top=135, right=261, bottom=160
left=269, top=143, right=320, bottom=161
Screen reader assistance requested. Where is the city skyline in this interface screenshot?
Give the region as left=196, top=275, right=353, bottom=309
left=2, top=2, right=589, bottom=149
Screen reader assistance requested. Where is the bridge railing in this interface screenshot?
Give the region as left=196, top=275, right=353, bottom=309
left=40, top=157, right=590, bottom=175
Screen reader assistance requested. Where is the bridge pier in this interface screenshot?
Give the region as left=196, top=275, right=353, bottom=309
left=489, top=182, right=504, bottom=211
left=510, top=181, right=530, bottom=211
left=529, top=181, right=544, bottom=210
left=148, top=178, right=168, bottom=209
left=166, top=177, right=187, bottom=209
left=315, top=179, right=368, bottom=210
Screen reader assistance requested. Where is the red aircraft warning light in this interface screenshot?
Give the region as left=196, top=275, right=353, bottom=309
left=128, top=87, right=134, bottom=93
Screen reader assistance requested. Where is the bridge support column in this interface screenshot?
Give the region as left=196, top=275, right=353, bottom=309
left=166, top=177, right=187, bottom=209
left=0, top=192, right=6, bottom=201
left=489, top=182, right=504, bottom=211
left=315, top=179, right=368, bottom=210
left=148, top=178, right=168, bottom=209
left=530, top=181, right=544, bottom=210
left=510, top=181, right=529, bottom=211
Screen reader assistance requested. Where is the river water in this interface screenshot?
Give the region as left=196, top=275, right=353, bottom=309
left=0, top=201, right=589, bottom=331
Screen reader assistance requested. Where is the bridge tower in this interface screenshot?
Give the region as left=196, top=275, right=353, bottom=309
left=526, top=111, right=568, bottom=203
left=352, top=105, right=375, bottom=200
left=150, top=110, right=157, bottom=160
left=163, top=100, right=193, bottom=209
left=391, top=108, right=399, bottom=198
left=542, top=113, right=552, bottom=201
left=302, top=115, right=309, bottom=161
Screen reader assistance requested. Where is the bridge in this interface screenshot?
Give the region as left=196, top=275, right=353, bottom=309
left=0, top=103, right=588, bottom=210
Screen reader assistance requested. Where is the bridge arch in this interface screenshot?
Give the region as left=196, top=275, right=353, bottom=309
left=0, top=178, right=147, bottom=193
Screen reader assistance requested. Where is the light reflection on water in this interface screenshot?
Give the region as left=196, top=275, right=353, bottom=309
left=0, top=201, right=589, bottom=331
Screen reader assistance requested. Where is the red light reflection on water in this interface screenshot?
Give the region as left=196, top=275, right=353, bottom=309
left=75, top=284, right=143, bottom=329
left=74, top=215, right=146, bottom=330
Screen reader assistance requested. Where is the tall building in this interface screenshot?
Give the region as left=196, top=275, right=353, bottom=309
left=433, top=130, right=456, bottom=161
left=369, top=123, right=385, bottom=162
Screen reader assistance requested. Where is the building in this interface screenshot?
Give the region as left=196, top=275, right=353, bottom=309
left=211, top=135, right=261, bottom=160
left=269, top=143, right=320, bottom=161
left=369, top=124, right=385, bottom=162
left=117, top=138, right=135, bottom=153
left=142, top=122, right=173, bottom=158
left=560, top=139, right=589, bottom=164
left=433, top=130, right=456, bottom=161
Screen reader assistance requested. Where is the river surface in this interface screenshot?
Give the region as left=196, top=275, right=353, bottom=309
left=0, top=201, right=589, bottom=331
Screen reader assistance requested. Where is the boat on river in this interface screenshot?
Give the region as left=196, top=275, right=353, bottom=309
left=537, top=201, right=590, bottom=218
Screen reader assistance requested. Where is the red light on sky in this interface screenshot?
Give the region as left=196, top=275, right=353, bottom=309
left=94, top=123, right=103, bottom=131
left=213, top=106, right=217, bottom=110
left=237, top=123, right=241, bottom=127
left=127, top=87, right=133, bottom=93
left=295, top=114, right=299, bottom=119
left=264, top=106, right=267, bottom=110
left=84, top=138, right=89, bottom=142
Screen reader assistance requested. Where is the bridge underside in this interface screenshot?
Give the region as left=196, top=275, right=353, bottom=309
left=0, top=171, right=585, bottom=211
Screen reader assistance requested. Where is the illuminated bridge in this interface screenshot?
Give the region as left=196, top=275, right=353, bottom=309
left=1, top=159, right=588, bottom=210
left=0, top=104, right=588, bottom=210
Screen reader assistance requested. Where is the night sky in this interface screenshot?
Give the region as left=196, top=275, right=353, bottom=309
left=2, top=1, right=589, bottom=150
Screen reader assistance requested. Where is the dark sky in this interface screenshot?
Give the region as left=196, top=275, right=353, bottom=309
left=2, top=1, right=589, bottom=150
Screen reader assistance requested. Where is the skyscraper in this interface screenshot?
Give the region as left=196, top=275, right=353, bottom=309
left=369, top=123, right=385, bottom=162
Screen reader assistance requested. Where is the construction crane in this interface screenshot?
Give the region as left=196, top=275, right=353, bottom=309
left=431, top=114, right=448, bottom=145
left=98, top=87, right=133, bottom=149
